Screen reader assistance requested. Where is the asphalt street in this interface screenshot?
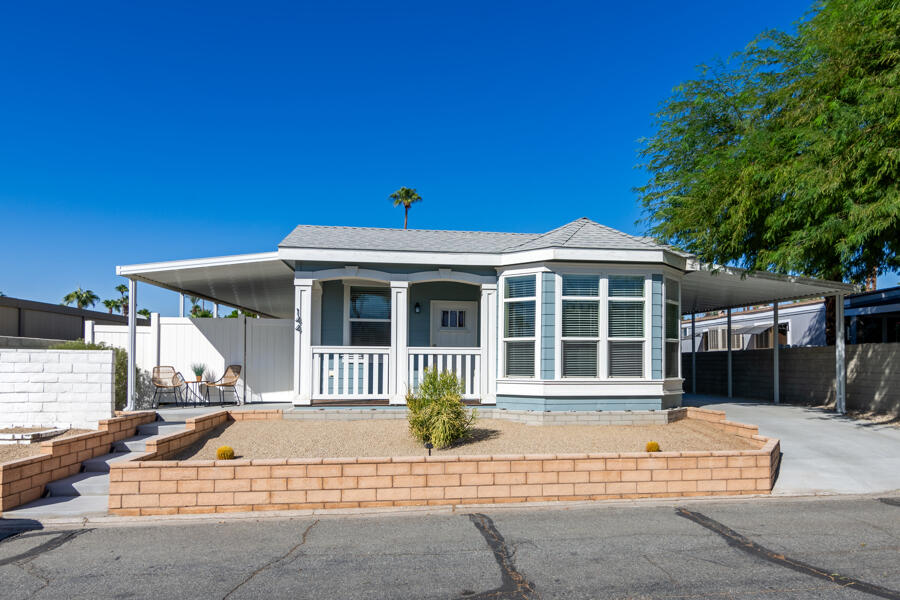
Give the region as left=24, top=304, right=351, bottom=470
left=1, top=494, right=898, bottom=599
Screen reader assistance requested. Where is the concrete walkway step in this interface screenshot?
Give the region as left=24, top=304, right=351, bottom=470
left=45, top=472, right=110, bottom=497
left=137, top=422, right=186, bottom=436
left=1, top=494, right=110, bottom=519
left=82, top=452, right=139, bottom=473
left=112, top=435, right=155, bottom=452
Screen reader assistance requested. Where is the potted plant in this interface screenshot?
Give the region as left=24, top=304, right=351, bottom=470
left=191, top=363, right=206, bottom=382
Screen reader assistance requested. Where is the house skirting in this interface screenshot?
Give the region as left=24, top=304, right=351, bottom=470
left=496, top=394, right=681, bottom=412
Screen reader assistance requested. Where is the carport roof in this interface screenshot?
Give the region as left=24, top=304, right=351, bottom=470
left=681, top=260, right=857, bottom=314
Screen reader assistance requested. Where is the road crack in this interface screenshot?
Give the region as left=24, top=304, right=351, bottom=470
left=222, top=519, right=318, bottom=599
left=460, top=513, right=538, bottom=600
left=676, top=507, right=900, bottom=600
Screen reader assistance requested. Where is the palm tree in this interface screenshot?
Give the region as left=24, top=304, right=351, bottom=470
left=137, top=308, right=151, bottom=319
left=115, top=284, right=129, bottom=315
left=389, top=187, right=422, bottom=229
left=63, top=288, right=99, bottom=310
left=102, top=299, right=121, bottom=314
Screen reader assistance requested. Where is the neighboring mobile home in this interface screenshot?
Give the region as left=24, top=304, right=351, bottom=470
left=116, top=218, right=855, bottom=411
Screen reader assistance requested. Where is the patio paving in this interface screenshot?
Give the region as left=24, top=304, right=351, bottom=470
left=684, top=394, right=900, bottom=495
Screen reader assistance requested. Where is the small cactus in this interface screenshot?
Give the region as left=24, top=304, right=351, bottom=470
left=645, top=441, right=660, bottom=453
left=216, top=445, right=235, bottom=460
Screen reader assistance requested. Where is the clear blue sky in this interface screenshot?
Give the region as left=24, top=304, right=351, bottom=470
left=7, top=0, right=875, bottom=317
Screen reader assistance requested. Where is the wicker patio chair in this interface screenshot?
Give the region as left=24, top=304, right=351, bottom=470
left=205, top=365, right=242, bottom=406
left=151, top=366, right=188, bottom=408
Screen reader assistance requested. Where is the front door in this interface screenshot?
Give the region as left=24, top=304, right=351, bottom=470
left=430, top=301, right=478, bottom=347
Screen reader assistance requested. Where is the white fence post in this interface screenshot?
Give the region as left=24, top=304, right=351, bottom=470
left=84, top=320, right=95, bottom=344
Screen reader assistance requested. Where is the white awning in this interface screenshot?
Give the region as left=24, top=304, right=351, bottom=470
left=681, top=262, right=858, bottom=314
left=732, top=324, right=772, bottom=335
left=116, top=253, right=294, bottom=318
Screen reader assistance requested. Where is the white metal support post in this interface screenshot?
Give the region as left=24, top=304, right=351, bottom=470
left=293, top=279, right=314, bottom=406
left=835, top=294, right=846, bottom=414
left=179, top=293, right=185, bottom=317
left=213, top=304, right=218, bottom=318
left=773, top=302, right=780, bottom=405
left=726, top=308, right=733, bottom=398
left=390, top=281, right=409, bottom=404
left=690, top=313, right=696, bottom=394
left=480, top=283, right=498, bottom=404
left=126, top=278, right=137, bottom=411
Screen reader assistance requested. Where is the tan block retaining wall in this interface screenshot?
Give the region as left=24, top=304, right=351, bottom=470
left=0, top=411, right=157, bottom=513
left=109, top=407, right=781, bottom=516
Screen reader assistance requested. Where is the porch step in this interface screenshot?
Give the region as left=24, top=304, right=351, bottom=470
left=45, top=472, right=110, bottom=497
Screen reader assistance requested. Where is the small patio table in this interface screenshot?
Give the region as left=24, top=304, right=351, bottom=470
left=183, top=380, right=208, bottom=406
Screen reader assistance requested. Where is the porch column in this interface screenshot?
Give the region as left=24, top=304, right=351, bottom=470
left=390, top=281, right=409, bottom=404
left=773, top=302, right=780, bottom=405
left=293, top=278, right=314, bottom=406
left=480, top=283, right=498, bottom=404
left=690, top=313, right=696, bottom=394
left=126, top=278, right=137, bottom=411
left=835, top=293, right=846, bottom=414
left=726, top=308, right=733, bottom=398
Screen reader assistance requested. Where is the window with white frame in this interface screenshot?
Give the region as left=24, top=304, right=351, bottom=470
left=349, top=287, right=391, bottom=346
left=664, top=278, right=680, bottom=378
left=560, top=275, right=600, bottom=377
left=440, top=310, right=466, bottom=329
left=503, top=275, right=536, bottom=377
left=607, top=275, right=645, bottom=377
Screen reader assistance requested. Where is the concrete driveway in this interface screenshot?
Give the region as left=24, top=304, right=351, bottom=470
left=684, top=394, right=900, bottom=495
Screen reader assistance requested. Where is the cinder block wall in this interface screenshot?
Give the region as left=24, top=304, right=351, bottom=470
left=0, top=349, right=116, bottom=429
left=682, top=343, right=900, bottom=414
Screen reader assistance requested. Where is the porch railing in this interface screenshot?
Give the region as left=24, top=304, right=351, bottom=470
left=311, top=346, right=391, bottom=400
left=408, top=347, right=482, bottom=400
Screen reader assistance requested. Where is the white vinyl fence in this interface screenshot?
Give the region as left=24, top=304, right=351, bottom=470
left=86, top=315, right=293, bottom=405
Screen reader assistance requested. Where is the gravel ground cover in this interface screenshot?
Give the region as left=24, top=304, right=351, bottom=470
left=0, top=427, right=47, bottom=434
left=0, top=429, right=93, bottom=464
left=175, top=418, right=759, bottom=460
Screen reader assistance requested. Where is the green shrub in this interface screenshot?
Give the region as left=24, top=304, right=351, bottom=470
left=49, top=340, right=128, bottom=411
left=406, top=369, right=476, bottom=449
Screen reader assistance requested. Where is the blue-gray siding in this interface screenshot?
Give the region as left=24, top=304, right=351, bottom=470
left=651, top=274, right=663, bottom=379
left=541, top=272, right=555, bottom=379
left=320, top=280, right=344, bottom=345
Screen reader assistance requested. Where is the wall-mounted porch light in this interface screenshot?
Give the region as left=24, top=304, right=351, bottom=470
left=414, top=302, right=421, bottom=314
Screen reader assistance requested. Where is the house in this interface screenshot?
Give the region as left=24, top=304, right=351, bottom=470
left=681, top=285, right=900, bottom=353
left=115, top=218, right=856, bottom=411
left=0, top=295, right=148, bottom=348
left=681, top=300, right=825, bottom=353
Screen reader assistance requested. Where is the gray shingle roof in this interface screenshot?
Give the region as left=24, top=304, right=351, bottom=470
left=279, top=218, right=666, bottom=254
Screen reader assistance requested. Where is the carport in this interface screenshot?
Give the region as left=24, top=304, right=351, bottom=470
left=680, top=260, right=858, bottom=413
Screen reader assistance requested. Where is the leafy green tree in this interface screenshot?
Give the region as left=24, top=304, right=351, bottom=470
left=224, top=309, right=258, bottom=318
left=636, top=0, right=899, bottom=283
left=389, top=186, right=423, bottom=230
left=63, top=288, right=99, bottom=309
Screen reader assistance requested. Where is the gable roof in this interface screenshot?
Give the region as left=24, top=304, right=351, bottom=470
left=279, top=217, right=665, bottom=254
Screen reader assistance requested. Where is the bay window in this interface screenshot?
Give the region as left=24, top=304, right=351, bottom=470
left=664, top=278, right=680, bottom=378
left=503, top=275, right=536, bottom=377
left=561, top=275, right=600, bottom=377
left=608, top=275, right=645, bottom=377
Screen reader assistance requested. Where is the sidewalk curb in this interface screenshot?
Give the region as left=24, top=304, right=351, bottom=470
left=12, top=490, right=897, bottom=530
